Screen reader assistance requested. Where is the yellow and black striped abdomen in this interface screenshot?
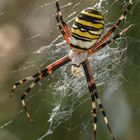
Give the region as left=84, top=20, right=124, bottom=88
left=70, top=7, right=104, bottom=51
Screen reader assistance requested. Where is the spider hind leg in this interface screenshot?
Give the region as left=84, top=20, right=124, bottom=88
left=92, top=25, right=132, bottom=53
left=55, top=0, right=71, bottom=36
left=55, top=0, right=71, bottom=45
left=88, top=0, right=132, bottom=54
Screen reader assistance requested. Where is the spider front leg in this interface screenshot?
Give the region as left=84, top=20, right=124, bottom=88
left=82, top=59, right=115, bottom=140
left=21, top=73, right=45, bottom=122
left=11, top=55, right=71, bottom=122
left=11, top=71, right=44, bottom=96
left=11, top=55, right=71, bottom=96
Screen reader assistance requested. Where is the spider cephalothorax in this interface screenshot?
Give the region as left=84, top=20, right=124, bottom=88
left=11, top=0, right=132, bottom=140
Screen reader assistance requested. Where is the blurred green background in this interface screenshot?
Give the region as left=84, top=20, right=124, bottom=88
left=0, top=0, right=140, bottom=140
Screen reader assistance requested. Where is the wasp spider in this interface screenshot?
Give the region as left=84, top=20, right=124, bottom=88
left=11, top=0, right=132, bottom=140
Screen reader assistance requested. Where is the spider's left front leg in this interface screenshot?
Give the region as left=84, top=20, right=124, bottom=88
left=14, top=55, right=71, bottom=122
left=82, top=59, right=115, bottom=140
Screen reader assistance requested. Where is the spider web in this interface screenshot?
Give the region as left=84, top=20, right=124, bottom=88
left=0, top=0, right=139, bottom=140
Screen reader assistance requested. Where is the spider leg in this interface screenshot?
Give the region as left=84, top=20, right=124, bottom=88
left=56, top=16, right=70, bottom=45
left=21, top=74, right=44, bottom=122
left=92, top=25, right=132, bottom=53
left=18, top=55, right=71, bottom=122
left=55, top=0, right=71, bottom=36
left=88, top=0, right=132, bottom=54
left=11, top=74, right=41, bottom=96
left=82, top=59, right=115, bottom=140
left=91, top=94, right=97, bottom=140
left=11, top=55, right=71, bottom=96
left=55, top=0, right=71, bottom=45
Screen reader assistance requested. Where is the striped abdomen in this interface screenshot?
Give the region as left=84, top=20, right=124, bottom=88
left=70, top=7, right=104, bottom=51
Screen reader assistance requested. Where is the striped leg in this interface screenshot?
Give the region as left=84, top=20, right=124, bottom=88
left=11, top=55, right=71, bottom=96
left=11, top=55, right=71, bottom=122
left=55, top=0, right=71, bottom=45
left=88, top=0, right=132, bottom=54
left=21, top=74, right=44, bottom=122
left=91, top=95, right=97, bottom=140
left=82, top=59, right=115, bottom=140
left=11, top=72, right=43, bottom=96
left=92, top=25, right=132, bottom=53
left=56, top=0, right=71, bottom=36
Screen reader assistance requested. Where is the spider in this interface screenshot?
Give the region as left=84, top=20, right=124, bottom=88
left=11, top=0, right=132, bottom=140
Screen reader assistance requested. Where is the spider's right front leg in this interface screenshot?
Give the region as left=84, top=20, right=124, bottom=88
left=11, top=55, right=71, bottom=122
left=11, top=55, right=71, bottom=95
